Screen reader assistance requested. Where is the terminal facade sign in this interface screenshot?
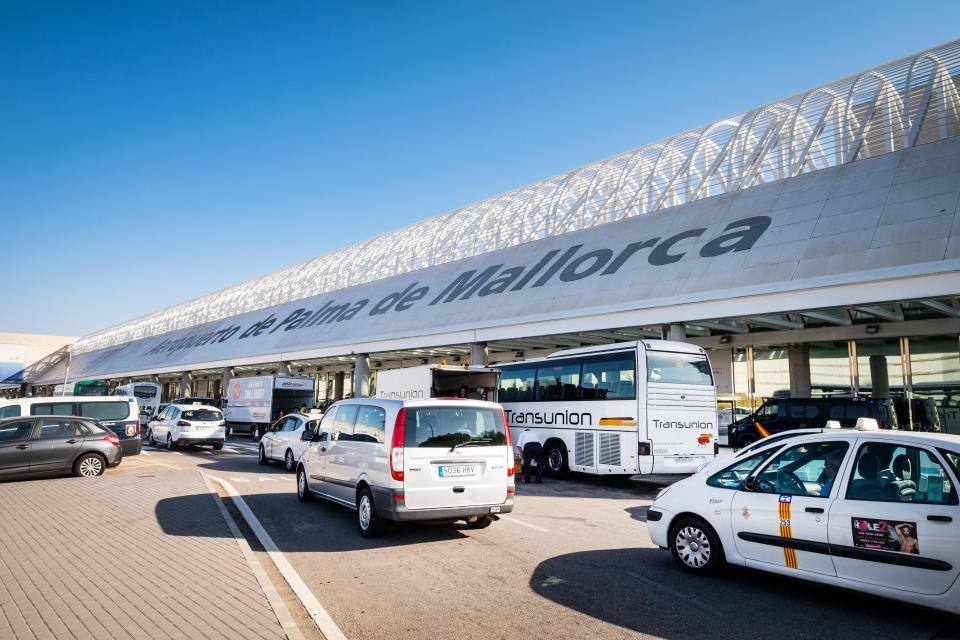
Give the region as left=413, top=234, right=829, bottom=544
left=71, top=137, right=960, bottom=379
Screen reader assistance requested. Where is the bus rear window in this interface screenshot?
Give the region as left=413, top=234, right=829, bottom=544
left=405, top=406, right=506, bottom=448
left=133, top=386, right=157, bottom=399
left=647, top=352, right=713, bottom=386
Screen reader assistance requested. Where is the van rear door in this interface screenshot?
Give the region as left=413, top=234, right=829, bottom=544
left=402, top=403, right=510, bottom=510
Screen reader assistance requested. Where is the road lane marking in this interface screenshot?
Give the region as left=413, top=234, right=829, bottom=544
left=204, top=474, right=348, bottom=640
left=201, top=474, right=304, bottom=640
left=140, top=450, right=151, bottom=456
left=229, top=477, right=251, bottom=482
left=498, top=516, right=548, bottom=533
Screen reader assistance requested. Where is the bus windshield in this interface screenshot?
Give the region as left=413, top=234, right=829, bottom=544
left=133, top=385, right=158, bottom=399
left=646, top=352, right=713, bottom=386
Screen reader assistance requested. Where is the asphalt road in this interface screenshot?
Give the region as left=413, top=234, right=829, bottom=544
left=114, top=438, right=960, bottom=640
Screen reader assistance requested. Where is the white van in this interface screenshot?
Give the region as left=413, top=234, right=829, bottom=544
left=0, top=395, right=142, bottom=456
left=296, top=398, right=515, bottom=537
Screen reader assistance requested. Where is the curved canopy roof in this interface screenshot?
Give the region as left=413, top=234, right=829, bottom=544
left=73, top=39, right=960, bottom=354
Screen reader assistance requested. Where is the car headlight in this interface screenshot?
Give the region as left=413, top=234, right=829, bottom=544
left=655, top=486, right=671, bottom=500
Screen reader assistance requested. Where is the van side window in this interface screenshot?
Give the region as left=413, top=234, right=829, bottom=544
left=31, top=403, right=75, bottom=416
left=79, top=402, right=129, bottom=421
left=0, top=405, right=21, bottom=418
left=757, top=402, right=781, bottom=419
left=788, top=404, right=820, bottom=419
left=353, top=405, right=386, bottom=444
left=334, top=405, right=359, bottom=441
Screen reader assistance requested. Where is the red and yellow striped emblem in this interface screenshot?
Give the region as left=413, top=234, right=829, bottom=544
left=778, top=497, right=798, bottom=569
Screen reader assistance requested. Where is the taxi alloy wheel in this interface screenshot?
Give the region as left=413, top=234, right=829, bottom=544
left=258, top=445, right=269, bottom=465
left=284, top=449, right=295, bottom=472
left=670, top=516, right=724, bottom=576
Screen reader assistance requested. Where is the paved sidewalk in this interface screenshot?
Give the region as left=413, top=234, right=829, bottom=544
left=0, top=470, right=286, bottom=640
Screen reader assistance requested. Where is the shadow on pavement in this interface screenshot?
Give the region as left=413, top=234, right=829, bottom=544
left=529, top=548, right=960, bottom=640
left=156, top=490, right=469, bottom=551
left=624, top=505, right=648, bottom=522
left=155, top=492, right=233, bottom=538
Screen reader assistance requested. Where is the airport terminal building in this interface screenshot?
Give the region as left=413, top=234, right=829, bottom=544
left=24, top=40, right=960, bottom=432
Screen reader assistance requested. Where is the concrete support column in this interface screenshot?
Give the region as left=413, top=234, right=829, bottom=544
left=333, top=372, right=345, bottom=400
left=869, top=355, right=890, bottom=398
left=788, top=344, right=812, bottom=398
left=221, top=367, right=233, bottom=404
left=178, top=372, right=192, bottom=398
left=148, top=375, right=159, bottom=384
left=278, top=361, right=291, bottom=376
left=470, top=342, right=489, bottom=367
left=661, top=323, right=686, bottom=342
left=354, top=354, right=370, bottom=398
left=21, top=384, right=33, bottom=397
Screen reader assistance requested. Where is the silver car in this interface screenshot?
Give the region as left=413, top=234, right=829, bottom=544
left=0, top=416, right=123, bottom=480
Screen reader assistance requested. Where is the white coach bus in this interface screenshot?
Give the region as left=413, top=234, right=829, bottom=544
left=114, top=382, right=162, bottom=417
left=497, top=340, right=718, bottom=476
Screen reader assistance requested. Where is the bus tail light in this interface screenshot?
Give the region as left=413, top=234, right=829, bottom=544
left=502, top=410, right=514, bottom=477
left=638, top=441, right=651, bottom=456
left=390, top=409, right=406, bottom=481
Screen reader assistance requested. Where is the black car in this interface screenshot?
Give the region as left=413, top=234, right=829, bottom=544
left=727, top=397, right=899, bottom=448
left=0, top=416, right=123, bottom=480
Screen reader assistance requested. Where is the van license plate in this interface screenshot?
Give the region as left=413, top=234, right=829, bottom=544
left=438, top=465, right=477, bottom=478
left=490, top=506, right=501, bottom=513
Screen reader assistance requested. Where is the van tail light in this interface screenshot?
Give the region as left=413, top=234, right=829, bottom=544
left=638, top=441, right=651, bottom=456
left=177, top=420, right=190, bottom=427
left=697, top=434, right=711, bottom=445
left=390, top=409, right=405, bottom=481
left=502, top=410, right=514, bottom=477
left=104, top=434, right=120, bottom=447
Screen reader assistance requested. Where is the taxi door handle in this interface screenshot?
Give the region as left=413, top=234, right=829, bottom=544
left=66, top=439, right=78, bottom=444
left=15, top=444, right=28, bottom=450
left=928, top=515, right=952, bottom=523
left=320, top=447, right=327, bottom=452
left=805, top=507, right=824, bottom=514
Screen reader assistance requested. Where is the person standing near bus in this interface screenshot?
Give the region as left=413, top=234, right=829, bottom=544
left=516, top=428, right=544, bottom=484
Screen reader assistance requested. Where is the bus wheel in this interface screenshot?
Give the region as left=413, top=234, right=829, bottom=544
left=544, top=441, right=570, bottom=478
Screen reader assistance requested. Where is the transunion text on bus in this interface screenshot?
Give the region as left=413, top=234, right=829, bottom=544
left=145, top=216, right=770, bottom=357
left=652, top=419, right=716, bottom=429
left=506, top=409, right=593, bottom=426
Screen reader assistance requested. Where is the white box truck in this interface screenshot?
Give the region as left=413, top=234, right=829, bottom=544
left=375, top=365, right=500, bottom=401
left=224, top=375, right=315, bottom=436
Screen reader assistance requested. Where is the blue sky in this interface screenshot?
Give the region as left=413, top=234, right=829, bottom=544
left=2, top=1, right=958, bottom=337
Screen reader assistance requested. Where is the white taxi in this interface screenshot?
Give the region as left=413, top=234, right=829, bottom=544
left=147, top=403, right=226, bottom=450
left=647, top=422, right=960, bottom=614
left=258, top=412, right=322, bottom=472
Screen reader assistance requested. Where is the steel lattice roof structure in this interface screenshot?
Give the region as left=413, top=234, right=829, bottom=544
left=73, top=39, right=960, bottom=354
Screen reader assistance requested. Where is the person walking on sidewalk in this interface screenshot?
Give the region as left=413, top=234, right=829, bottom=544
left=516, top=428, right=544, bottom=484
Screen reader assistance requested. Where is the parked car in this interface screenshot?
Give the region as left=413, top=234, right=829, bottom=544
left=146, top=404, right=225, bottom=450
left=258, top=412, right=323, bottom=471
left=0, top=416, right=123, bottom=479
left=296, top=398, right=515, bottom=537
left=0, top=396, right=142, bottom=456
left=727, top=397, right=898, bottom=448
left=647, top=424, right=960, bottom=614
